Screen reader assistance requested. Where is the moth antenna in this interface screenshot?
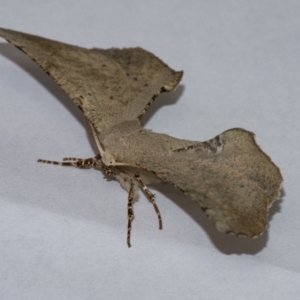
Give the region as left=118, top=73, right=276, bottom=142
left=134, top=174, right=163, bottom=230
left=127, top=184, right=135, bottom=248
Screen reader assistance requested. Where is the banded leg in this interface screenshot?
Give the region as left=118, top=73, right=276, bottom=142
left=37, top=154, right=113, bottom=176
left=38, top=156, right=98, bottom=168
left=127, top=183, right=135, bottom=248
left=134, top=173, right=163, bottom=230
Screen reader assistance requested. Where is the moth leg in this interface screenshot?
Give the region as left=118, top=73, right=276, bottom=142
left=37, top=154, right=111, bottom=173
left=127, top=183, right=135, bottom=248
left=37, top=155, right=115, bottom=178
left=134, top=174, right=163, bottom=230
left=38, top=155, right=97, bottom=168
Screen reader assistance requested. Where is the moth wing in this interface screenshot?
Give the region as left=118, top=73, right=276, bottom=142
left=0, top=28, right=127, bottom=131
left=94, top=47, right=183, bottom=120
left=0, top=28, right=183, bottom=130
left=135, top=128, right=283, bottom=237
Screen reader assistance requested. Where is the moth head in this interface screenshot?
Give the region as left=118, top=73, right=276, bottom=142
left=102, top=151, right=116, bottom=166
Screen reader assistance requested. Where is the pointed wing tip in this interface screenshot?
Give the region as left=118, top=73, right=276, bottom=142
left=0, top=27, right=13, bottom=40
left=0, top=26, right=9, bottom=33
left=0, top=27, right=39, bottom=50
left=0, top=27, right=24, bottom=39
left=163, top=70, right=184, bottom=91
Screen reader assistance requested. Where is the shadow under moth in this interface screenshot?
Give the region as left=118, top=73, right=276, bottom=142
left=0, top=28, right=283, bottom=247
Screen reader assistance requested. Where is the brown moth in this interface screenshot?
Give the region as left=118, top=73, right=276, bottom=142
left=0, top=28, right=283, bottom=247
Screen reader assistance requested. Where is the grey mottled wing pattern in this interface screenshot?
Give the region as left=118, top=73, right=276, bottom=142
left=94, top=48, right=183, bottom=120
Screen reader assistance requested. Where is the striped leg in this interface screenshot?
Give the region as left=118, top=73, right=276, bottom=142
left=37, top=154, right=113, bottom=175
left=127, top=183, right=135, bottom=248
left=38, top=156, right=98, bottom=168
left=134, top=173, right=163, bottom=230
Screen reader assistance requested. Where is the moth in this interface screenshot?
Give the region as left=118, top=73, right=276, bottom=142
left=0, top=28, right=283, bottom=247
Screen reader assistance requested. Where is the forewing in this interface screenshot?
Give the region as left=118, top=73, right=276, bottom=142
left=95, top=47, right=183, bottom=120
left=0, top=28, right=130, bottom=131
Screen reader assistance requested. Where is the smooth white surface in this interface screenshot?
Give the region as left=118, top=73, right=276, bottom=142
left=0, top=1, right=299, bottom=299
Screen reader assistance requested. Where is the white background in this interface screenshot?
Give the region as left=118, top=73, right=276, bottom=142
left=0, top=1, right=299, bottom=299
